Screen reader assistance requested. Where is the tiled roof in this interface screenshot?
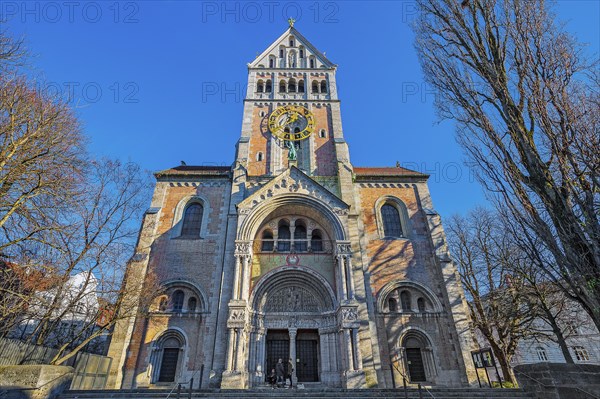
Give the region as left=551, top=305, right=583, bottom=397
left=155, top=165, right=231, bottom=178
left=353, top=166, right=428, bottom=178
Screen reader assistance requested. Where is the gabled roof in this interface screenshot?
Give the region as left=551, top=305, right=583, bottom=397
left=237, top=166, right=349, bottom=210
left=248, top=26, right=336, bottom=69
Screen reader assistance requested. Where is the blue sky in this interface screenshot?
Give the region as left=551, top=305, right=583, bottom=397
left=2, top=1, right=598, bottom=218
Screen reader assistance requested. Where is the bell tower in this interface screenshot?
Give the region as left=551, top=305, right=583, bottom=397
left=236, top=21, right=351, bottom=187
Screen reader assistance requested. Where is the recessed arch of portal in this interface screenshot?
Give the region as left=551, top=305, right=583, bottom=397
left=248, top=203, right=338, bottom=289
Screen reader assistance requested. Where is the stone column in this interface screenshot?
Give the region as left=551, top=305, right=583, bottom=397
left=226, top=328, right=236, bottom=371
left=232, top=256, right=241, bottom=300
left=289, top=328, right=297, bottom=386
left=345, top=256, right=355, bottom=300
left=337, top=255, right=348, bottom=300
left=352, top=329, right=363, bottom=370
left=241, top=255, right=251, bottom=300
left=343, top=329, right=355, bottom=371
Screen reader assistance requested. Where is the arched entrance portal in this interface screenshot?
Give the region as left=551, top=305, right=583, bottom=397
left=247, top=267, right=341, bottom=387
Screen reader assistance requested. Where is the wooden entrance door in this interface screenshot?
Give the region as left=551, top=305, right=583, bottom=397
left=158, top=348, right=179, bottom=382
left=266, top=330, right=290, bottom=381
left=405, top=348, right=426, bottom=382
left=296, top=329, right=319, bottom=382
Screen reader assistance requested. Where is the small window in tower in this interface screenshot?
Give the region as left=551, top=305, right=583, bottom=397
left=319, top=129, right=327, bottom=138
left=388, top=298, right=398, bottom=312
left=320, top=80, right=327, bottom=93
left=259, top=111, right=266, bottom=117
left=181, top=203, right=203, bottom=237
left=279, top=81, right=287, bottom=93
left=172, top=290, right=184, bottom=312
left=298, top=80, right=305, bottom=93
left=312, top=81, right=319, bottom=93
left=294, top=222, right=307, bottom=252
left=257, top=152, right=264, bottom=161
left=311, top=230, right=323, bottom=252
left=400, top=290, right=411, bottom=311
left=261, top=230, right=274, bottom=252
left=288, top=79, right=296, bottom=93
left=188, top=297, right=197, bottom=313
left=265, top=80, right=272, bottom=92
left=417, top=297, right=426, bottom=312
left=277, top=222, right=291, bottom=252
left=257, top=80, right=264, bottom=93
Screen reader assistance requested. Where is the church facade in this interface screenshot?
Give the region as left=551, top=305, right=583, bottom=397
left=106, top=25, right=476, bottom=390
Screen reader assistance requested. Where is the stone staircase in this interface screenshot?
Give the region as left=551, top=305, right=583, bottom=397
left=59, top=387, right=535, bottom=399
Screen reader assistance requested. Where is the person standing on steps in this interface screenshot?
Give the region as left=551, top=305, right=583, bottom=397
left=275, top=358, right=285, bottom=388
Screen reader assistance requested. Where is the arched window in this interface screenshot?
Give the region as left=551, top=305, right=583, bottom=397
left=536, top=347, right=548, bottom=362
left=288, top=79, right=296, bottom=93
left=294, top=223, right=307, bottom=252
left=159, top=297, right=168, bottom=312
left=381, top=204, right=403, bottom=238
left=299, top=49, right=304, bottom=58
left=256, top=80, right=264, bottom=93
left=320, top=80, right=327, bottom=93
left=388, top=298, right=398, bottom=312
left=312, top=81, right=319, bottom=93
left=181, top=203, right=203, bottom=237
left=289, top=37, right=295, bottom=47
left=319, top=129, right=327, bottom=138
left=279, top=49, right=284, bottom=58
left=172, top=290, right=184, bottom=312
left=261, top=230, right=274, bottom=252
left=277, top=222, right=291, bottom=252
left=417, top=297, right=426, bottom=312
left=269, top=57, right=275, bottom=68
left=265, top=80, right=272, bottom=92
left=310, top=58, right=315, bottom=68
left=257, top=152, right=264, bottom=161
left=279, top=81, right=287, bottom=93
left=298, top=80, right=305, bottom=93
left=400, top=290, right=411, bottom=311
left=311, top=230, right=323, bottom=252
left=188, top=297, right=197, bottom=313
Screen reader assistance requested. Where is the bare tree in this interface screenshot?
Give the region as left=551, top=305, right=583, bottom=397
left=447, top=208, right=535, bottom=384
left=414, top=0, right=600, bottom=328
left=0, top=29, right=156, bottom=365
left=21, top=159, right=156, bottom=365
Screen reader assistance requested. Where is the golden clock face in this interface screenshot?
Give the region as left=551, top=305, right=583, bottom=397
left=268, top=105, right=315, bottom=141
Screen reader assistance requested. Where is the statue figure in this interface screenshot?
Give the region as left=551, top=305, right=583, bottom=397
left=286, top=141, right=297, bottom=161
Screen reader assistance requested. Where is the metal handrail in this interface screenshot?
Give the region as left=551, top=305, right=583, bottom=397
left=165, top=368, right=201, bottom=399
left=390, top=358, right=436, bottom=399
left=514, top=368, right=600, bottom=399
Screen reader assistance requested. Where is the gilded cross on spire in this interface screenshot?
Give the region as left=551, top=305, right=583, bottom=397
left=288, top=17, right=295, bottom=28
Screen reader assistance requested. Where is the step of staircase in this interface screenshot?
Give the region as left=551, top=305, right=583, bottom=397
left=59, top=388, right=535, bottom=399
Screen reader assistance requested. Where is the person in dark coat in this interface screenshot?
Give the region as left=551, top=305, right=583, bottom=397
left=267, top=368, right=276, bottom=388
left=275, top=358, right=285, bottom=387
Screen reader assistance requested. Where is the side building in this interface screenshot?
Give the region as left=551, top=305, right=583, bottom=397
left=106, top=24, right=477, bottom=389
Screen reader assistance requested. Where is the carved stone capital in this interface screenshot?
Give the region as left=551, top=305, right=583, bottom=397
left=234, top=240, right=252, bottom=256
left=227, top=307, right=247, bottom=328
left=337, top=305, right=360, bottom=328
left=335, top=241, right=352, bottom=256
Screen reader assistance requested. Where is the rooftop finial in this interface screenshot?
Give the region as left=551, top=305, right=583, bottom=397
left=288, top=17, right=295, bottom=28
